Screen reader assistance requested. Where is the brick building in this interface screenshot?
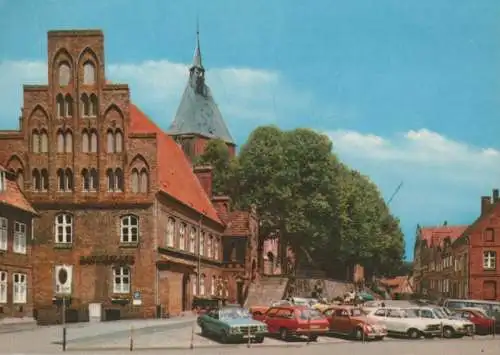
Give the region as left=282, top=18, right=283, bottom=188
left=413, top=189, right=500, bottom=301
left=0, top=165, right=38, bottom=319
left=0, top=29, right=259, bottom=322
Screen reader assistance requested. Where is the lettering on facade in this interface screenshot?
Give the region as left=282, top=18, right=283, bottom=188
left=79, top=255, right=135, bottom=266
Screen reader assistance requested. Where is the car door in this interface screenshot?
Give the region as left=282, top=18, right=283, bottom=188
left=333, top=309, right=350, bottom=334
left=370, top=308, right=389, bottom=328
left=277, top=308, right=295, bottom=331
left=323, top=308, right=336, bottom=329
left=264, top=307, right=280, bottom=333
left=386, top=309, right=405, bottom=332
left=204, top=309, right=221, bottom=333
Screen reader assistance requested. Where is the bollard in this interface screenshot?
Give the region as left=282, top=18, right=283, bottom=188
left=493, top=320, right=496, bottom=339
left=247, top=325, right=251, bottom=348
left=362, top=326, right=365, bottom=343
left=62, top=326, right=67, bottom=351
left=307, top=316, right=311, bottom=345
left=129, top=325, right=134, bottom=351
left=190, top=320, right=195, bottom=349
left=440, top=322, right=444, bottom=339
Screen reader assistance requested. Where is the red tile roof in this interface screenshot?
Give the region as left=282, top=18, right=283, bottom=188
left=129, top=104, right=222, bottom=225
left=225, top=211, right=250, bottom=236
left=0, top=166, right=37, bottom=215
left=419, top=225, right=468, bottom=247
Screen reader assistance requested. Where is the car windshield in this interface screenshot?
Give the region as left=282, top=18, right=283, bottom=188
left=350, top=309, right=363, bottom=317
left=297, top=309, right=324, bottom=320
left=219, top=308, right=251, bottom=319
left=433, top=308, right=447, bottom=319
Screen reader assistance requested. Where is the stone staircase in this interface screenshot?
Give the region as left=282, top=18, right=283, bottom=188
left=292, top=278, right=353, bottom=300
left=245, top=276, right=289, bottom=307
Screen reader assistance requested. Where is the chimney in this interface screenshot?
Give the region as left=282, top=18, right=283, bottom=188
left=194, top=165, right=213, bottom=199
left=481, top=196, right=492, bottom=215
left=212, top=196, right=231, bottom=222
left=493, top=189, right=499, bottom=203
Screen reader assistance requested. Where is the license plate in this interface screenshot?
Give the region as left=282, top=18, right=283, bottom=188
left=243, top=335, right=255, bottom=339
left=310, top=325, right=320, bottom=329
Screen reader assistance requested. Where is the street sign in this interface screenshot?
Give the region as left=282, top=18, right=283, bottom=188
left=133, top=291, right=141, bottom=300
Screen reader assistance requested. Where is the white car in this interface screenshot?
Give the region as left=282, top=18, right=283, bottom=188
left=407, top=307, right=475, bottom=338
left=365, top=307, right=442, bottom=339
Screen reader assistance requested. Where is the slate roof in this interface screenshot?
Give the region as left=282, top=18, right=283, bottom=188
left=0, top=166, right=37, bottom=215
left=168, top=33, right=234, bottom=144
left=129, top=104, right=223, bottom=226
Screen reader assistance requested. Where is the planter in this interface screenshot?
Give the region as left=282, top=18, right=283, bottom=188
left=111, top=298, right=130, bottom=305
left=52, top=296, right=72, bottom=306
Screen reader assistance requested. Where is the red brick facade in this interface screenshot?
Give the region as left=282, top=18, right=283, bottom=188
left=414, top=190, right=500, bottom=301
left=0, top=29, right=259, bottom=322
left=0, top=167, right=38, bottom=319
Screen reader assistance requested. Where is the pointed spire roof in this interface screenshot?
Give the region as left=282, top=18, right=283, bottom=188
left=168, top=26, right=234, bottom=144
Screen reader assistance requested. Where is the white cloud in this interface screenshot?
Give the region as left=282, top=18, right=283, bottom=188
left=0, top=59, right=315, bottom=133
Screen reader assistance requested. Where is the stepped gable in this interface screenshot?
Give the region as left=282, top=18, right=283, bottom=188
left=0, top=165, right=37, bottom=214
left=129, top=104, right=222, bottom=225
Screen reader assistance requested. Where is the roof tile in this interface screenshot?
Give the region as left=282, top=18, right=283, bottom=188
left=419, top=225, right=468, bottom=247
left=0, top=166, right=37, bottom=215
left=129, top=104, right=223, bottom=225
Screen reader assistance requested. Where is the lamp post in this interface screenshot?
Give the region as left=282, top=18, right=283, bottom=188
left=197, top=212, right=205, bottom=295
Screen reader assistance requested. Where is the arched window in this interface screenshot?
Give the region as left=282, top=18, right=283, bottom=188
left=16, top=169, right=24, bottom=190
left=131, top=169, right=139, bottom=193
left=115, top=130, right=123, bottom=153
left=83, top=61, right=96, bottom=85
left=41, top=169, right=49, bottom=191
left=57, top=169, right=65, bottom=191
left=55, top=213, right=73, bottom=244
left=56, top=94, right=64, bottom=118
left=57, top=130, right=65, bottom=153
left=65, top=168, right=73, bottom=191
left=166, top=217, right=175, bottom=247
left=211, top=275, right=216, bottom=295
left=64, top=94, right=73, bottom=117
left=207, top=235, right=213, bottom=258
left=81, top=130, right=89, bottom=153
left=107, top=130, right=114, bottom=153
left=189, top=227, right=196, bottom=253
left=115, top=168, right=124, bottom=192
left=200, top=274, right=206, bottom=296
left=82, top=169, right=90, bottom=191
left=32, top=130, right=40, bottom=153
left=179, top=223, right=186, bottom=250
left=59, top=62, right=71, bottom=86
left=139, top=168, right=148, bottom=193
left=81, top=94, right=90, bottom=116
left=32, top=169, right=40, bottom=191
left=90, top=168, right=98, bottom=191
left=89, top=94, right=98, bottom=116
left=120, top=215, right=139, bottom=243
left=40, top=130, right=48, bottom=153
left=106, top=169, right=114, bottom=192
left=200, top=232, right=205, bottom=256
left=90, top=130, right=98, bottom=152
left=64, top=130, right=73, bottom=153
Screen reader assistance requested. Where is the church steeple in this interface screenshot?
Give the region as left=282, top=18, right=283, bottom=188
left=191, top=21, right=203, bottom=70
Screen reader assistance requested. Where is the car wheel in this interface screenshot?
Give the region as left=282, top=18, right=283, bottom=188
left=353, top=327, right=364, bottom=341
left=407, top=328, right=421, bottom=339
left=200, top=325, right=208, bottom=336
left=279, top=328, right=289, bottom=341
left=254, top=337, right=264, bottom=344
left=220, top=331, right=229, bottom=344
left=443, top=326, right=455, bottom=339
left=308, top=335, right=318, bottom=342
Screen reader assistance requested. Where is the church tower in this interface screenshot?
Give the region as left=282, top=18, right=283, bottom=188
left=168, top=28, right=236, bottom=161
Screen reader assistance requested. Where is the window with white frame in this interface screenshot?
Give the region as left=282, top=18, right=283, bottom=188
left=214, top=237, right=220, bottom=260
left=179, top=223, right=186, bottom=250
left=13, top=273, right=27, bottom=303
left=166, top=217, right=175, bottom=247
left=200, top=232, right=205, bottom=256
left=55, top=213, right=72, bottom=244
left=200, top=274, right=205, bottom=295
left=13, top=222, right=26, bottom=254
left=189, top=227, right=196, bottom=253
left=0, top=171, right=5, bottom=191
left=121, top=215, right=139, bottom=243
left=207, top=235, right=213, bottom=258
left=113, top=266, right=130, bottom=294
left=0, top=271, right=7, bottom=303
left=483, top=251, right=497, bottom=270
left=0, top=217, right=7, bottom=251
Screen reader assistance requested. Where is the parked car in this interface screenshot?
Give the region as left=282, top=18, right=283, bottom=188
left=452, top=307, right=496, bottom=335
left=253, top=305, right=329, bottom=341
left=365, top=307, right=442, bottom=339
left=406, top=306, right=474, bottom=338
left=197, top=306, right=267, bottom=343
left=323, top=305, right=387, bottom=340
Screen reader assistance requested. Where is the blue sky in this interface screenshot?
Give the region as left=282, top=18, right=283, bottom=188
left=1, top=0, right=500, bottom=260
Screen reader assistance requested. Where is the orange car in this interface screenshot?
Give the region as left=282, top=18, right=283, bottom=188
left=323, top=305, right=387, bottom=340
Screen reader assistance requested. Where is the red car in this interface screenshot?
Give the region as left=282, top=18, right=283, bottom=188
left=253, top=305, right=329, bottom=341
left=453, top=308, right=495, bottom=335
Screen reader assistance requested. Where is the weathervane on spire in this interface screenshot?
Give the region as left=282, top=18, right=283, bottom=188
left=192, top=16, right=203, bottom=70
